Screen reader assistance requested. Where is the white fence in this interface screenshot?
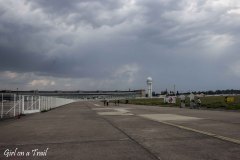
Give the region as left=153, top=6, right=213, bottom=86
left=0, top=94, right=75, bottom=119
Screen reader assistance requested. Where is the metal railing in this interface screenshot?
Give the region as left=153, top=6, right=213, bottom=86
left=0, top=93, right=75, bottom=119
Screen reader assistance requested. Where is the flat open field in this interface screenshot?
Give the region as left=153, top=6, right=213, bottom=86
left=120, top=95, right=240, bottom=110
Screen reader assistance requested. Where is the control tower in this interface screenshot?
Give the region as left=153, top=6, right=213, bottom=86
left=146, top=77, right=153, bottom=98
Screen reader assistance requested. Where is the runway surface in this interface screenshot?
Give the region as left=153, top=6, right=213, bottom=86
left=0, top=101, right=239, bottom=160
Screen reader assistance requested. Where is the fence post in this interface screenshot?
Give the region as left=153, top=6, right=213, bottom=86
left=49, top=97, right=51, bottom=110
left=47, top=97, right=49, bottom=110
left=1, top=93, right=3, bottom=118
left=45, top=97, right=47, bottom=110
left=50, top=97, right=52, bottom=109
left=43, top=96, right=44, bottom=110
left=43, top=97, right=45, bottom=110
left=39, top=96, right=41, bottom=111
left=47, top=97, right=48, bottom=110
left=48, top=97, right=50, bottom=110
left=45, top=97, right=46, bottom=110
left=22, top=95, right=24, bottom=114
left=18, top=95, right=21, bottom=116
left=53, top=97, right=55, bottom=108
left=14, top=94, right=16, bottom=117
left=31, top=96, right=33, bottom=110
left=33, top=96, right=35, bottom=110
left=34, top=96, right=36, bottom=110
left=46, top=97, right=48, bottom=110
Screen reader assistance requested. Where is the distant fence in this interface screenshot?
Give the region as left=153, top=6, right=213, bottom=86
left=0, top=93, right=75, bottom=119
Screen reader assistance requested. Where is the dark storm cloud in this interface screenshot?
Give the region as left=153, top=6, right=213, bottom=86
left=0, top=0, right=240, bottom=90
left=26, top=0, right=122, bottom=14
left=25, top=0, right=126, bottom=28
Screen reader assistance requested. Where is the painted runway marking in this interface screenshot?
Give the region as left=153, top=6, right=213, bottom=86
left=139, top=114, right=240, bottom=145
left=92, top=108, right=130, bottom=110
left=98, top=112, right=134, bottom=116
left=93, top=108, right=133, bottom=116
left=139, top=114, right=202, bottom=121
left=93, top=105, right=240, bottom=145
left=161, top=121, right=240, bottom=145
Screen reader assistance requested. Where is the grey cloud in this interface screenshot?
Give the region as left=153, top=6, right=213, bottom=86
left=0, top=0, right=240, bottom=91
left=26, top=0, right=122, bottom=14
left=25, top=0, right=126, bottom=28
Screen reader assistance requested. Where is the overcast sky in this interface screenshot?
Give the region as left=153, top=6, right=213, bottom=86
left=0, top=0, right=240, bottom=92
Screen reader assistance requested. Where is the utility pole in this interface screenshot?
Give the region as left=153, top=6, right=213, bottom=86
left=173, top=84, right=176, bottom=95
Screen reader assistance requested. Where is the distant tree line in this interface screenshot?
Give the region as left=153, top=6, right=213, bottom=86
left=183, top=89, right=240, bottom=95
left=158, top=89, right=240, bottom=96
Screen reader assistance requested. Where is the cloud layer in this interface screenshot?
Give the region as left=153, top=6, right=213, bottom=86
left=0, top=0, right=240, bottom=92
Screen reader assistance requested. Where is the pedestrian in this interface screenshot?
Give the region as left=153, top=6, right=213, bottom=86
left=114, top=99, right=117, bottom=106
left=106, top=99, right=109, bottom=106
left=189, top=93, right=195, bottom=109
left=103, top=99, right=106, bottom=106
left=224, top=96, right=228, bottom=103
left=179, top=94, right=186, bottom=108
left=117, top=100, right=120, bottom=106
left=197, top=98, right=201, bottom=109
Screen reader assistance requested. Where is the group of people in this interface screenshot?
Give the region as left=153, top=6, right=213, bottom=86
left=103, top=99, right=120, bottom=106
left=179, top=93, right=201, bottom=109
left=103, top=99, right=109, bottom=106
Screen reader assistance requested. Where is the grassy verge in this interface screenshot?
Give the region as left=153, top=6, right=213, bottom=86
left=120, top=96, right=240, bottom=110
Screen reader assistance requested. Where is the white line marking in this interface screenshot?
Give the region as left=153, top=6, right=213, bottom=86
left=139, top=114, right=240, bottom=145
left=139, top=114, right=202, bottom=121
left=161, top=121, right=240, bottom=145
left=95, top=108, right=133, bottom=116
left=93, top=104, right=100, bottom=107
left=97, top=112, right=133, bottom=116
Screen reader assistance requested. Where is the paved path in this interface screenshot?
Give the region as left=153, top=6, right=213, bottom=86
left=0, top=101, right=239, bottom=160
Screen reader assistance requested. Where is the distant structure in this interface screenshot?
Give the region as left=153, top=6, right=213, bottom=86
left=146, top=77, right=153, bottom=98
left=0, top=90, right=145, bottom=99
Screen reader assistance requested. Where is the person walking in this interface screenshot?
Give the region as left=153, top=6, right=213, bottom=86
left=189, top=93, right=195, bottom=109
left=179, top=94, right=186, bottom=108
left=197, top=98, right=201, bottom=109
left=117, top=100, right=120, bottom=106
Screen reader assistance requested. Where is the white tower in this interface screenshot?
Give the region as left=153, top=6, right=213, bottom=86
left=146, top=77, right=153, bottom=98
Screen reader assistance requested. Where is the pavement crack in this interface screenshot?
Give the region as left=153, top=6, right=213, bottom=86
left=97, top=116, right=162, bottom=160
left=86, top=103, right=162, bottom=160
left=0, top=139, right=130, bottom=147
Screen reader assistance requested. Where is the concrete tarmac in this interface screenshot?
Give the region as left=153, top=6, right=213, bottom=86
left=0, top=101, right=239, bottom=160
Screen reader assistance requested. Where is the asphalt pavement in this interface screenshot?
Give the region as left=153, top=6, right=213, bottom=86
left=0, top=101, right=239, bottom=160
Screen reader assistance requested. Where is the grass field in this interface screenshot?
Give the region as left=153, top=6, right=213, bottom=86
left=120, top=95, right=240, bottom=110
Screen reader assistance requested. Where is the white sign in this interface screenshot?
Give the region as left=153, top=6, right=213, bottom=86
left=165, top=96, right=176, bottom=104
